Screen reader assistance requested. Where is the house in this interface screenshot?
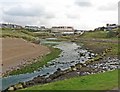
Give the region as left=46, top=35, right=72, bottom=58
left=105, top=24, right=118, bottom=31
left=51, top=26, right=74, bottom=35
left=0, top=23, right=22, bottom=29
left=25, top=26, right=40, bottom=31
left=74, top=30, right=84, bottom=35
left=40, top=26, right=46, bottom=31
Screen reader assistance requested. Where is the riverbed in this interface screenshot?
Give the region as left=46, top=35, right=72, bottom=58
left=0, top=41, right=95, bottom=91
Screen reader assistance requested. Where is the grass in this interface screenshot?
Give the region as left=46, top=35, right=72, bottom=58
left=79, top=41, right=118, bottom=56
left=18, top=70, right=118, bottom=91
left=76, top=30, right=119, bottom=57
left=0, top=29, right=37, bottom=41
left=80, top=30, right=119, bottom=39
left=0, top=28, right=54, bottom=41
left=7, top=47, right=61, bottom=76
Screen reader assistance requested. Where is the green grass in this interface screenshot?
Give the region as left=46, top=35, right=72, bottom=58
left=7, top=47, right=61, bottom=76
left=19, top=70, right=118, bottom=91
left=0, top=29, right=37, bottom=41
left=80, top=30, right=118, bottom=39
left=77, top=30, right=119, bottom=56
left=0, top=28, right=55, bottom=40
left=80, top=31, right=108, bottom=39
left=80, top=41, right=118, bottom=56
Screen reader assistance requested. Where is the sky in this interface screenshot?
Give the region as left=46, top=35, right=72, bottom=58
left=0, top=0, right=119, bottom=30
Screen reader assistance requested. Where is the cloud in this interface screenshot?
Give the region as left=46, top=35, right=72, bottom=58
left=3, top=5, right=46, bottom=17
left=0, top=0, right=118, bottom=30
left=75, top=0, right=92, bottom=7
left=98, top=3, right=117, bottom=11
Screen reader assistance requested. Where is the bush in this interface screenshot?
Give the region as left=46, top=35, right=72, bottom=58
left=107, top=31, right=118, bottom=38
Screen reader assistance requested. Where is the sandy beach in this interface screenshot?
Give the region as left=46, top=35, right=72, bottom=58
left=1, top=38, right=50, bottom=74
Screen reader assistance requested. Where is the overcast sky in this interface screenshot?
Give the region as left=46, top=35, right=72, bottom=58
left=0, top=0, right=119, bottom=30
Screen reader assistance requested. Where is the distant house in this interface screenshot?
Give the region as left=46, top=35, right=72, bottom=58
left=74, top=30, right=84, bottom=35
left=51, top=26, right=74, bottom=35
left=0, top=23, right=22, bottom=29
left=94, top=27, right=106, bottom=31
left=40, top=26, right=46, bottom=31
left=25, top=26, right=40, bottom=31
left=105, top=24, right=118, bottom=31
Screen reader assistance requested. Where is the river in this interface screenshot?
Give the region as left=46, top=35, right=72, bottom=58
left=0, top=41, right=95, bottom=91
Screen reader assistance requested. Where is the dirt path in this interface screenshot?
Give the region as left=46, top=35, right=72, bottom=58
left=1, top=38, right=50, bottom=74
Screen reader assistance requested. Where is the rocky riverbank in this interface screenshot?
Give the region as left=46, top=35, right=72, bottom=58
left=5, top=56, right=119, bottom=91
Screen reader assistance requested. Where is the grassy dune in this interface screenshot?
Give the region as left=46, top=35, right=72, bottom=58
left=0, top=29, right=37, bottom=41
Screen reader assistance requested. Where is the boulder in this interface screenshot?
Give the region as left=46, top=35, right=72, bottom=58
left=7, top=86, right=15, bottom=91
left=14, top=83, right=23, bottom=90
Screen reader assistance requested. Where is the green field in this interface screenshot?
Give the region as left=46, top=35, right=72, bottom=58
left=19, top=70, right=118, bottom=91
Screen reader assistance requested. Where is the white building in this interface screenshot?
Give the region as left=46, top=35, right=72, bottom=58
left=51, top=26, right=74, bottom=35
left=74, top=30, right=84, bottom=35
left=25, top=26, right=40, bottom=31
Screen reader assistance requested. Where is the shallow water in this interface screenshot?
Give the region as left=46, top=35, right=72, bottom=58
left=0, top=41, right=94, bottom=91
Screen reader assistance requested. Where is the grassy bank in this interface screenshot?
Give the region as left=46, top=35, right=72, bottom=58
left=76, top=30, right=119, bottom=57
left=0, top=28, right=55, bottom=40
left=6, top=47, right=61, bottom=76
left=0, top=29, right=37, bottom=41
left=19, top=70, right=118, bottom=91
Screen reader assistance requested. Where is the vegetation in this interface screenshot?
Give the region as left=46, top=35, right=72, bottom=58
left=0, top=28, right=54, bottom=41
left=0, top=29, right=37, bottom=41
left=80, top=31, right=109, bottom=39
left=77, top=30, right=119, bottom=57
left=80, top=30, right=119, bottom=39
left=19, top=70, right=118, bottom=91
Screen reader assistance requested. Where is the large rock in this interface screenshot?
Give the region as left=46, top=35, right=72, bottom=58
left=7, top=86, right=15, bottom=91
left=14, top=83, right=23, bottom=90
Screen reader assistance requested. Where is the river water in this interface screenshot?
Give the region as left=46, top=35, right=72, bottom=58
left=0, top=41, right=95, bottom=91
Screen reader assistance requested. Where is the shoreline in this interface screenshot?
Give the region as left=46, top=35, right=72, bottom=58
left=3, top=46, right=61, bottom=77
left=5, top=56, right=119, bottom=91
left=2, top=38, right=51, bottom=77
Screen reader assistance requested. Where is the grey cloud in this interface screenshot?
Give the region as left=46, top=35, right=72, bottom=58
left=75, top=0, right=92, bottom=7
left=3, top=5, right=46, bottom=17
left=44, top=13, right=55, bottom=19
left=66, top=14, right=79, bottom=19
left=2, top=15, right=34, bottom=25
left=98, top=4, right=117, bottom=11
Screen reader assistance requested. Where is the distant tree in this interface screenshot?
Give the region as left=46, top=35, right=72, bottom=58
left=106, top=24, right=109, bottom=27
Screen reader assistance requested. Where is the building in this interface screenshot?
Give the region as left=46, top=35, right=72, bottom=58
left=51, top=26, right=74, bottom=35
left=74, top=30, right=84, bottom=35
left=105, top=24, right=118, bottom=31
left=0, top=23, right=22, bottom=29
left=25, top=26, right=40, bottom=31
left=94, top=24, right=119, bottom=31
left=40, top=26, right=46, bottom=31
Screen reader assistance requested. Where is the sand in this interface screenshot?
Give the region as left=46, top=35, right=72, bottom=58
left=1, top=38, right=50, bottom=74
